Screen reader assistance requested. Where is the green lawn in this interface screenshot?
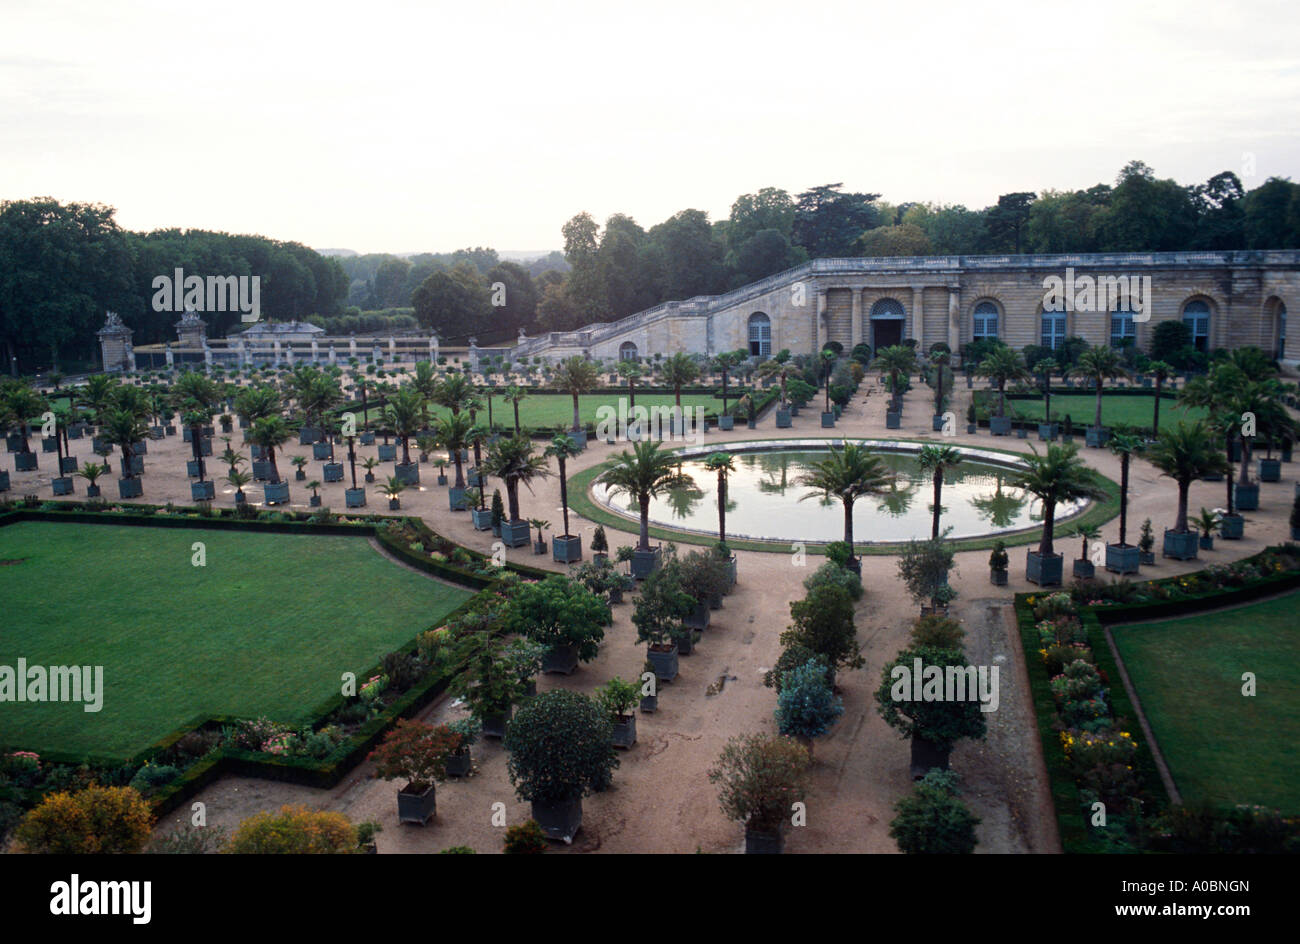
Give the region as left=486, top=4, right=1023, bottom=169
left=1001, top=393, right=1205, bottom=430
left=1111, top=593, right=1300, bottom=812
left=360, top=392, right=731, bottom=430
left=0, top=521, right=473, bottom=761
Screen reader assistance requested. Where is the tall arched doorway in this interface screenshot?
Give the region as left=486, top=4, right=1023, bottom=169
left=869, top=298, right=905, bottom=351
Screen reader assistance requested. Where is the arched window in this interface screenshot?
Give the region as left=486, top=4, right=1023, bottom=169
left=748, top=312, right=771, bottom=358
left=870, top=298, right=905, bottom=319
left=1182, top=299, right=1210, bottom=353
left=1041, top=310, right=1067, bottom=349
left=972, top=301, right=999, bottom=340
left=1278, top=303, right=1288, bottom=360
left=618, top=341, right=638, bottom=361
left=1110, top=309, right=1137, bottom=348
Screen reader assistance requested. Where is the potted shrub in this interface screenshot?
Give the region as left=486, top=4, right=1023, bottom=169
left=988, top=541, right=1009, bottom=586
left=977, top=346, right=1028, bottom=436
left=774, top=658, right=844, bottom=761
left=1072, top=524, right=1100, bottom=579
left=306, top=479, right=322, bottom=507
left=876, top=645, right=988, bottom=780
left=465, top=487, right=492, bottom=529
left=1138, top=519, right=1156, bottom=565
left=1194, top=507, right=1221, bottom=550
left=75, top=461, right=109, bottom=499
left=503, top=690, right=617, bottom=843
left=591, top=525, right=609, bottom=563
left=444, top=718, right=481, bottom=778
left=367, top=719, right=461, bottom=825
left=441, top=632, right=528, bottom=738
left=435, top=459, right=448, bottom=486
left=500, top=575, right=610, bottom=675
left=632, top=561, right=696, bottom=680
left=574, top=558, right=626, bottom=605
left=490, top=488, right=505, bottom=537
left=680, top=549, right=731, bottom=617
left=708, top=733, right=810, bottom=854
left=597, top=677, right=640, bottom=749
left=890, top=769, right=980, bottom=854
left=898, top=537, right=955, bottom=616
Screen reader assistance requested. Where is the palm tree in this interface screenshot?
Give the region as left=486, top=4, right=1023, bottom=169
left=383, top=387, right=424, bottom=467
left=1068, top=346, right=1128, bottom=431
left=713, top=350, right=745, bottom=415
left=794, top=442, right=894, bottom=561
left=434, top=372, right=474, bottom=416
left=247, top=416, right=295, bottom=484
left=661, top=352, right=700, bottom=409
left=362, top=455, right=380, bottom=483
left=481, top=435, right=550, bottom=525
left=75, top=461, right=109, bottom=495
left=1145, top=421, right=1230, bottom=534
left=233, top=384, right=280, bottom=427
left=1010, top=443, right=1106, bottom=558
left=874, top=345, right=915, bottom=401
left=929, top=348, right=952, bottom=417
left=4, top=381, right=47, bottom=456
left=1035, top=357, right=1059, bottom=426
left=977, top=346, right=1029, bottom=418
left=757, top=359, right=793, bottom=408
left=435, top=410, right=474, bottom=490
left=1146, top=360, right=1174, bottom=432
left=101, top=409, right=149, bottom=480
left=504, top=384, right=527, bottom=434
left=596, top=440, right=682, bottom=551
left=916, top=444, right=962, bottom=539
left=1106, top=432, right=1145, bottom=547
left=227, top=468, right=252, bottom=503
left=411, top=360, right=440, bottom=425
left=552, top=356, right=600, bottom=433
left=384, top=475, right=406, bottom=509
left=616, top=360, right=642, bottom=411
left=1072, top=523, right=1102, bottom=562
left=76, top=374, right=118, bottom=428
left=546, top=434, right=585, bottom=539
left=703, top=452, right=736, bottom=550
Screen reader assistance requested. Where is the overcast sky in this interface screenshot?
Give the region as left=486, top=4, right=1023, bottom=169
left=3, top=0, right=1298, bottom=254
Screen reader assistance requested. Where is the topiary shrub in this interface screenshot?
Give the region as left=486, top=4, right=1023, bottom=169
left=875, top=646, right=989, bottom=751
left=889, top=769, right=980, bottom=854
left=503, top=690, right=618, bottom=806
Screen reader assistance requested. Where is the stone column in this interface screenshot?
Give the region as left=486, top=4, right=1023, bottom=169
left=240, top=339, right=249, bottom=368
left=311, top=339, right=319, bottom=363
left=910, top=286, right=925, bottom=342
left=203, top=343, right=213, bottom=369
left=815, top=290, right=827, bottom=352
left=388, top=337, right=396, bottom=361
left=165, top=344, right=174, bottom=369
left=349, top=335, right=358, bottom=359
left=850, top=288, right=862, bottom=350
left=328, top=344, right=337, bottom=366
left=273, top=340, right=282, bottom=366
left=948, top=287, right=961, bottom=353
left=285, top=343, right=295, bottom=366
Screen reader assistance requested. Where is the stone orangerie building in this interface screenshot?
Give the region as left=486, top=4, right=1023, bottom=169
left=513, top=250, right=1300, bottom=368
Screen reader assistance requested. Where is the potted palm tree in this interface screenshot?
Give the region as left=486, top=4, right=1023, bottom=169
left=367, top=719, right=461, bottom=825
left=597, top=677, right=640, bottom=749
left=708, top=733, right=810, bottom=854
left=596, top=440, right=682, bottom=578
left=465, top=487, right=492, bottom=530
left=362, top=455, right=379, bottom=483
left=704, top=451, right=738, bottom=587
left=248, top=416, right=294, bottom=505
left=307, top=479, right=322, bottom=507
left=1194, top=507, right=1221, bottom=550
left=1012, top=443, right=1105, bottom=586
left=68, top=460, right=103, bottom=499
left=436, top=411, right=474, bottom=511
left=553, top=355, right=600, bottom=450
left=1072, top=524, right=1101, bottom=578
left=384, top=387, right=423, bottom=485
left=793, top=442, right=894, bottom=575
left=435, top=459, right=448, bottom=486
left=1146, top=421, right=1228, bottom=560
left=978, top=346, right=1029, bottom=436
left=1069, top=346, right=1127, bottom=447
left=988, top=541, right=1009, bottom=586
left=227, top=468, right=251, bottom=504
left=482, top=435, right=549, bottom=548
left=384, top=476, right=406, bottom=511
left=1105, top=433, right=1144, bottom=574
left=758, top=359, right=794, bottom=428
left=101, top=408, right=149, bottom=498
left=344, top=434, right=366, bottom=508
left=928, top=348, right=952, bottom=431
left=503, top=690, right=617, bottom=844
left=1035, top=357, right=1059, bottom=440
left=530, top=518, right=550, bottom=555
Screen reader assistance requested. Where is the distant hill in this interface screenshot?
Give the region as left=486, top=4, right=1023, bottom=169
left=315, top=248, right=558, bottom=262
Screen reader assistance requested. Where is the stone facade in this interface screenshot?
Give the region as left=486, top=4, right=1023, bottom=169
left=96, top=311, right=134, bottom=372
left=514, top=251, right=1300, bottom=368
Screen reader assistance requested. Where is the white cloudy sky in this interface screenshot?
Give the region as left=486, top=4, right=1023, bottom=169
left=3, top=0, right=1298, bottom=253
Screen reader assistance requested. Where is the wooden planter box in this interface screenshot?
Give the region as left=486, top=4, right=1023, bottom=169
left=396, top=783, right=436, bottom=825
left=821, top=412, right=836, bottom=428
left=1162, top=528, right=1199, bottom=560
left=445, top=748, right=472, bottom=778
left=59, top=456, right=78, bottom=474
left=683, top=600, right=711, bottom=632
left=1219, top=513, right=1245, bottom=540
left=1234, top=483, right=1259, bottom=511
left=990, top=568, right=1008, bottom=586
left=468, top=506, right=492, bottom=528
left=1105, top=543, right=1141, bottom=575
left=299, top=427, right=322, bottom=445
left=117, top=477, right=143, bottom=499
left=611, top=714, right=637, bottom=748
left=322, top=462, right=344, bottom=483
left=394, top=462, right=420, bottom=486
left=630, top=546, right=661, bottom=579
left=345, top=487, right=367, bottom=508
left=647, top=644, right=679, bottom=682
left=52, top=477, right=74, bottom=496
left=775, top=408, right=792, bottom=428
left=263, top=481, right=291, bottom=505
left=989, top=416, right=1012, bottom=436
left=542, top=643, right=579, bottom=675
left=1025, top=550, right=1064, bottom=586
left=1260, top=459, right=1282, bottom=482
left=531, top=798, right=582, bottom=844
left=251, top=459, right=273, bottom=481
left=0, top=471, right=9, bottom=492
left=1073, top=559, right=1095, bottom=579
left=909, top=736, right=951, bottom=780
left=481, top=708, right=512, bottom=739
left=448, top=486, right=468, bottom=511
left=718, top=416, right=734, bottom=431
left=14, top=452, right=38, bottom=471
left=553, top=534, right=583, bottom=563
left=191, top=480, right=216, bottom=501
left=500, top=519, right=531, bottom=548
left=312, top=442, right=332, bottom=460
left=744, top=826, right=783, bottom=855
left=885, top=412, right=901, bottom=429
left=377, top=444, right=397, bottom=461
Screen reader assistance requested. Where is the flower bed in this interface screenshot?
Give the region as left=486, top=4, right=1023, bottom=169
left=1016, top=544, right=1300, bottom=853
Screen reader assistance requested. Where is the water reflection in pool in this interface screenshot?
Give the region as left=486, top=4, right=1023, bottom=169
left=592, top=449, right=1085, bottom=544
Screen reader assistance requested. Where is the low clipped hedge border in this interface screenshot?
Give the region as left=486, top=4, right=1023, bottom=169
left=566, top=435, right=1121, bottom=556
left=1016, top=546, right=1300, bottom=853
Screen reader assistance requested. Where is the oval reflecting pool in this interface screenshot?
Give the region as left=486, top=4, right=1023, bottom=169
left=591, top=442, right=1090, bottom=545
